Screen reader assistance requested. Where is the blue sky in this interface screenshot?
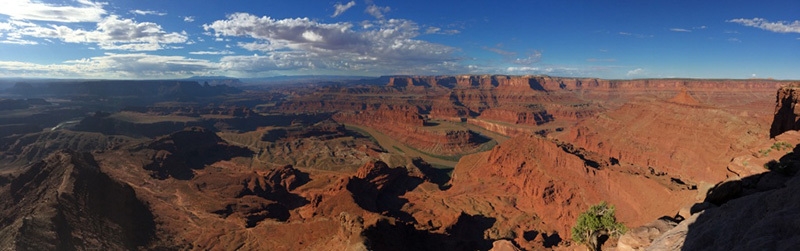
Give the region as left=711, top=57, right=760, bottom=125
left=0, top=0, right=798, bottom=79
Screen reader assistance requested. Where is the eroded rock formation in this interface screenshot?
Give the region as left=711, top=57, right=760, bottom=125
left=770, top=85, right=800, bottom=137
left=0, top=150, right=157, bottom=250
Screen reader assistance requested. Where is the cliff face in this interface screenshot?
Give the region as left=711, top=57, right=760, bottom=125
left=385, top=75, right=790, bottom=92
left=479, top=107, right=554, bottom=126
left=333, top=105, right=488, bottom=155
left=770, top=85, right=800, bottom=137
left=559, top=97, right=766, bottom=184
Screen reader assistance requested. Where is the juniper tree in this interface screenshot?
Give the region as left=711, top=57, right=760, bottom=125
left=571, top=201, right=626, bottom=251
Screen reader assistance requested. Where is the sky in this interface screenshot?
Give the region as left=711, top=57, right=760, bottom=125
left=0, top=0, right=798, bottom=79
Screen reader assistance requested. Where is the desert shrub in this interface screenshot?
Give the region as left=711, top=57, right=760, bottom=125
left=771, top=141, right=794, bottom=151
left=571, top=201, right=626, bottom=251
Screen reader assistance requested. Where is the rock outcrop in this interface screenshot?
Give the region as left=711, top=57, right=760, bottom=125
left=770, top=85, right=800, bottom=137
left=143, top=127, right=253, bottom=179
left=666, top=88, right=701, bottom=106
left=0, top=150, right=157, bottom=250
left=347, top=161, right=423, bottom=218
left=193, top=165, right=310, bottom=227
left=616, top=217, right=679, bottom=251
left=648, top=163, right=800, bottom=250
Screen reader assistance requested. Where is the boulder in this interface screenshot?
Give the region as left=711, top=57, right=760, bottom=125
left=617, top=217, right=678, bottom=251
left=489, top=239, right=522, bottom=251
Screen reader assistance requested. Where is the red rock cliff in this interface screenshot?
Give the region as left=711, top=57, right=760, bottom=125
left=770, top=85, right=800, bottom=137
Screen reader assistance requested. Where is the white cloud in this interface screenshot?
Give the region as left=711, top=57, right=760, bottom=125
left=203, top=13, right=459, bottom=74
left=365, top=5, right=390, bottom=19
left=484, top=46, right=515, bottom=56
left=8, top=15, right=187, bottom=51
left=728, top=18, right=800, bottom=33
left=302, top=30, right=323, bottom=42
left=184, top=16, right=195, bottom=22
left=513, top=50, right=542, bottom=65
left=618, top=31, right=653, bottom=38
left=484, top=46, right=541, bottom=65
left=332, top=1, right=356, bottom=18
left=425, top=26, right=459, bottom=35
left=130, top=10, right=167, bottom=16
left=727, top=37, right=741, bottom=43
left=0, top=37, right=37, bottom=45
left=627, top=68, right=645, bottom=77
left=506, top=66, right=539, bottom=72
left=0, top=0, right=106, bottom=22
left=0, top=53, right=217, bottom=78
left=425, top=27, right=441, bottom=34
left=670, top=28, right=691, bottom=32
left=189, top=50, right=235, bottom=55
left=219, top=53, right=315, bottom=73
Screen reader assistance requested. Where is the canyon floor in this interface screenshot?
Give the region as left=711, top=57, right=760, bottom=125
left=1, top=75, right=800, bottom=250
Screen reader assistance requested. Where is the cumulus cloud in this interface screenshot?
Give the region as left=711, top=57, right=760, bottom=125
left=130, top=10, right=167, bottom=16
left=184, top=16, right=195, bottom=22
left=220, top=52, right=316, bottom=73
left=0, top=0, right=106, bottom=22
left=728, top=18, right=800, bottom=33
left=203, top=13, right=459, bottom=74
left=7, top=15, right=187, bottom=51
left=332, top=1, right=356, bottom=18
left=0, top=53, right=216, bottom=78
left=365, top=5, right=390, bottom=19
left=670, top=28, right=691, bottom=32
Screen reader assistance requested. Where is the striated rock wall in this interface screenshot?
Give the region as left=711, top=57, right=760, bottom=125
left=478, top=107, right=554, bottom=126
left=385, top=75, right=791, bottom=92
left=467, top=118, right=536, bottom=137
left=333, top=105, right=486, bottom=155
left=769, top=85, right=800, bottom=137
left=559, top=100, right=766, bottom=184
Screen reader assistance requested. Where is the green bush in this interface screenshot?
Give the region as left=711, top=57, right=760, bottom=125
left=771, top=141, right=794, bottom=151
left=571, top=201, right=627, bottom=251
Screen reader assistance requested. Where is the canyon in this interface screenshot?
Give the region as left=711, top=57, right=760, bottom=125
left=0, top=75, right=798, bottom=250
